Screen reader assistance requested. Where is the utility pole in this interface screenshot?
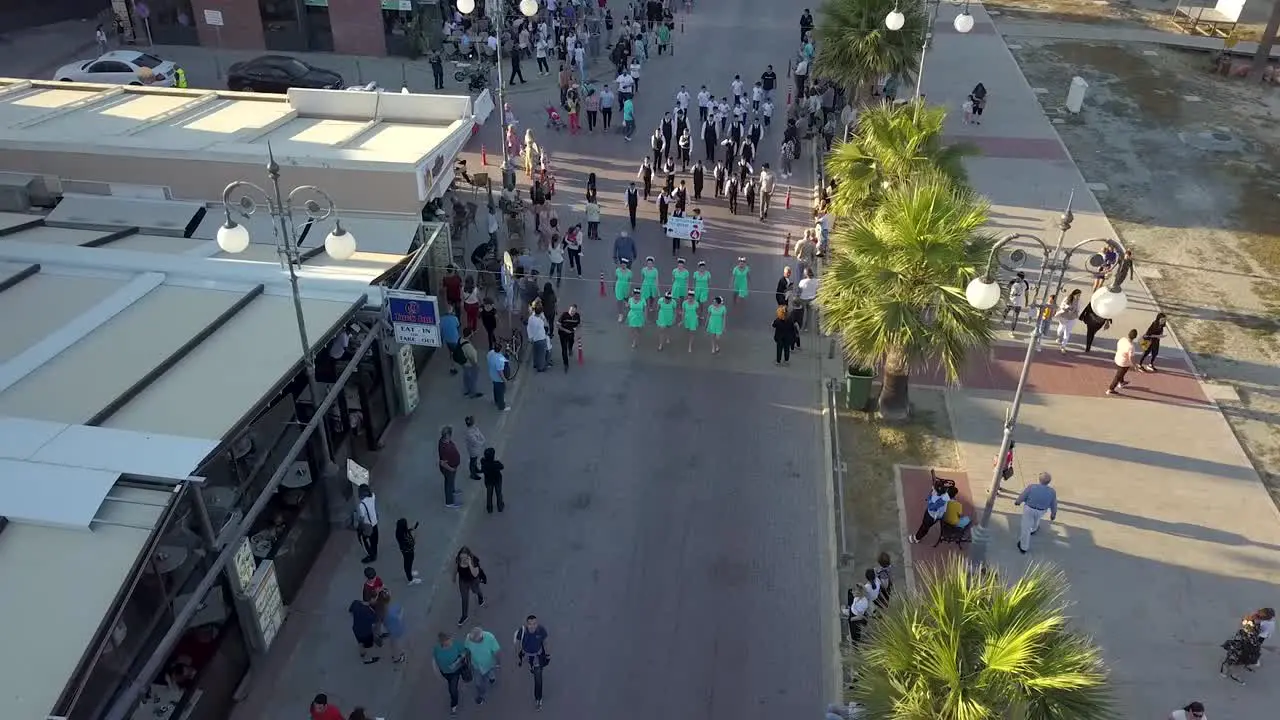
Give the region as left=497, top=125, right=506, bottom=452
left=1250, top=0, right=1280, bottom=78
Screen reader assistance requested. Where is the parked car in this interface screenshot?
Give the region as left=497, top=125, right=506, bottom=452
left=54, top=50, right=179, bottom=87
left=226, top=56, right=343, bottom=93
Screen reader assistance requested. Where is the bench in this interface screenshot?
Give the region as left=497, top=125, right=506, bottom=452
left=1172, top=0, right=1243, bottom=39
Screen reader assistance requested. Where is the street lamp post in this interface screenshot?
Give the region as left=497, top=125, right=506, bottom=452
left=961, top=204, right=1131, bottom=567
left=886, top=1, right=974, bottom=99
left=216, top=146, right=358, bottom=481
left=457, top=0, right=539, bottom=191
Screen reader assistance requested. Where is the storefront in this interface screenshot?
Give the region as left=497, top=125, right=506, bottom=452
left=126, top=1, right=200, bottom=46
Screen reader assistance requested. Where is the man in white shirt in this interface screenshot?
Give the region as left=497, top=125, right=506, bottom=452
left=696, top=86, right=711, bottom=123
left=675, top=85, right=690, bottom=113
left=758, top=164, right=776, bottom=220
left=1106, top=328, right=1138, bottom=395
left=628, top=59, right=642, bottom=93
left=487, top=206, right=500, bottom=242
left=794, top=57, right=810, bottom=97
left=1002, top=272, right=1029, bottom=333
left=730, top=75, right=744, bottom=105
left=486, top=33, right=499, bottom=56
left=797, top=266, right=819, bottom=331
left=714, top=98, right=729, bottom=134
left=616, top=70, right=635, bottom=102
left=526, top=309, right=550, bottom=372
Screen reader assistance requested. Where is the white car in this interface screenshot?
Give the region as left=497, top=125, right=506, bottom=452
left=54, top=51, right=179, bottom=87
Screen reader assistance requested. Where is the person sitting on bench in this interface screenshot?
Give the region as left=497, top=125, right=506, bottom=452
left=941, top=486, right=970, bottom=531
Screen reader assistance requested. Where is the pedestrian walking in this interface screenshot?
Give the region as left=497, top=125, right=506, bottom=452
left=1053, top=288, right=1080, bottom=352
left=775, top=266, right=793, bottom=307
left=692, top=161, right=705, bottom=200
left=678, top=128, right=692, bottom=171
left=844, top=584, right=870, bottom=645
left=548, top=236, right=565, bottom=287
left=787, top=293, right=806, bottom=352
left=614, top=257, right=634, bottom=322
left=744, top=177, right=757, bottom=215
left=515, top=615, right=551, bottom=710
left=480, top=447, right=505, bottom=513
left=656, top=291, right=678, bottom=350
left=439, top=426, right=463, bottom=509
left=732, top=257, right=750, bottom=305
left=1138, top=312, right=1167, bottom=372
left=627, top=288, right=646, bottom=348
left=1002, top=272, right=1029, bottom=334
left=726, top=174, right=739, bottom=214
left=526, top=304, right=550, bottom=372
left=657, top=189, right=671, bottom=228
left=510, top=47, right=527, bottom=84
left=458, top=328, right=482, bottom=398
left=464, top=626, right=502, bottom=705
left=682, top=290, right=700, bottom=352
left=540, top=283, right=558, bottom=342
left=908, top=473, right=953, bottom=544
left=479, top=297, right=498, bottom=350
left=623, top=96, right=637, bottom=141
left=462, top=276, right=481, bottom=332
left=670, top=258, right=690, bottom=300
left=702, top=115, right=718, bottom=162
left=1250, top=607, right=1276, bottom=667
left=429, top=50, right=446, bottom=90
left=556, top=304, right=581, bottom=370
left=355, top=485, right=379, bottom=563
left=772, top=305, right=797, bottom=365
left=585, top=89, right=600, bottom=132
left=309, top=693, right=344, bottom=720
left=1106, top=328, right=1138, bottom=395
left=600, top=85, right=615, bottom=129
left=1013, top=472, right=1058, bottom=554
left=759, top=164, right=776, bottom=220
left=693, top=260, right=711, bottom=303
left=486, top=344, right=509, bottom=412
left=395, top=518, right=422, bottom=585
left=1220, top=615, right=1262, bottom=685
left=968, top=83, right=987, bottom=124
left=638, top=156, right=654, bottom=199
left=454, top=546, right=487, bottom=626
left=706, top=295, right=727, bottom=353
left=640, top=256, right=661, bottom=309
left=1169, top=701, right=1206, bottom=720
left=374, top=588, right=407, bottom=663
left=349, top=587, right=381, bottom=664
left=432, top=632, right=467, bottom=714
left=1077, top=301, right=1110, bottom=353
left=463, top=415, right=485, bottom=480
left=96, top=24, right=109, bottom=55
left=441, top=305, right=462, bottom=375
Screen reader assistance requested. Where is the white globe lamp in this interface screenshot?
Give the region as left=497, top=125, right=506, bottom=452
left=965, top=277, right=1002, bottom=310
left=885, top=10, right=905, bottom=31
left=519, top=0, right=539, bottom=17
left=1089, top=286, right=1128, bottom=320
left=216, top=220, right=251, bottom=254
left=324, top=225, right=358, bottom=261
left=954, top=12, right=975, bottom=33
left=456, top=0, right=476, bottom=14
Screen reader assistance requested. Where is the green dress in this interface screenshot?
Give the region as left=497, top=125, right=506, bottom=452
left=657, top=298, right=677, bottom=328
left=641, top=266, right=660, bottom=302
left=732, top=265, right=750, bottom=298
left=682, top=299, right=700, bottom=331
left=671, top=268, right=690, bottom=299
left=614, top=267, right=633, bottom=301
left=627, top=297, right=647, bottom=328
left=706, top=304, right=726, bottom=336
left=693, top=270, right=711, bottom=303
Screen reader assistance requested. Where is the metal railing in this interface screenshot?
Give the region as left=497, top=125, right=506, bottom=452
left=827, top=378, right=849, bottom=560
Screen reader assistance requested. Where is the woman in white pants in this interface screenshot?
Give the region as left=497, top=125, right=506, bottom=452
left=1054, top=288, right=1081, bottom=352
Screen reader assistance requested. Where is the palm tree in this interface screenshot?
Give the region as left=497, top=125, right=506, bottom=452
left=848, top=557, right=1112, bottom=719
left=826, top=100, right=977, bottom=219
left=817, top=172, right=993, bottom=419
left=813, top=0, right=926, bottom=100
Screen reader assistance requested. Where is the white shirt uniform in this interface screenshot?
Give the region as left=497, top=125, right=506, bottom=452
left=730, top=79, right=744, bottom=98
left=616, top=73, right=635, bottom=94
left=697, top=90, right=711, bottom=109
left=676, top=89, right=690, bottom=110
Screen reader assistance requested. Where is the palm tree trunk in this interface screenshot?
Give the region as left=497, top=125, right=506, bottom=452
left=1251, top=0, right=1280, bottom=79
left=877, top=346, right=910, bottom=421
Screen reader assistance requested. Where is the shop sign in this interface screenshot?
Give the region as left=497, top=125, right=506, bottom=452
left=664, top=216, right=704, bottom=240
left=381, top=0, right=415, bottom=9
left=250, top=561, right=285, bottom=650
left=229, top=537, right=257, bottom=595
left=386, top=290, right=442, bottom=347
left=203, top=9, right=223, bottom=26
left=396, top=343, right=420, bottom=413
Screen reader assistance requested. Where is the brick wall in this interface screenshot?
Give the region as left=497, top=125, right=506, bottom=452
left=329, top=0, right=387, bottom=56
left=190, top=0, right=266, bottom=51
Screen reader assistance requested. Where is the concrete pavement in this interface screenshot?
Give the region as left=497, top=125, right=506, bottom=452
left=228, top=3, right=840, bottom=720
left=915, top=4, right=1280, bottom=716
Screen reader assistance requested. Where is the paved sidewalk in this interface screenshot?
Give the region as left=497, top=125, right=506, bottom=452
left=0, top=18, right=100, bottom=80
left=993, top=17, right=1280, bottom=59
left=918, top=4, right=1280, bottom=717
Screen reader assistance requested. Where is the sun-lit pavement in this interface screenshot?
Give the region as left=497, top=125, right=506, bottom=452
left=914, top=5, right=1280, bottom=716
left=226, top=4, right=840, bottom=720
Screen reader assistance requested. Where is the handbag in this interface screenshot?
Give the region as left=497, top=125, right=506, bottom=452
left=459, top=656, right=474, bottom=683
left=355, top=500, right=373, bottom=536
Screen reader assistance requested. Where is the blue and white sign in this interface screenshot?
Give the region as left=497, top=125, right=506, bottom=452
left=387, top=290, right=441, bottom=347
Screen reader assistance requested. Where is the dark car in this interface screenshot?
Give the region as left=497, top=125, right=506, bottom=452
left=226, top=55, right=342, bottom=93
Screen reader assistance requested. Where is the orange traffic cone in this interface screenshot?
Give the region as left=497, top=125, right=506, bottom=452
left=783, top=231, right=792, bottom=257
left=481, top=144, right=488, bottom=166
left=785, top=187, right=792, bottom=209
left=599, top=272, right=606, bottom=296
left=577, top=337, right=584, bottom=365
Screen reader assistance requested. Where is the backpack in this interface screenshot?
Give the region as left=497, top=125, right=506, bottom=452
left=925, top=492, right=949, bottom=520
left=451, top=340, right=468, bottom=366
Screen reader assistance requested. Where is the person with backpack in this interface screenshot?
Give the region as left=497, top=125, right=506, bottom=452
left=515, top=615, right=551, bottom=710
left=907, top=475, right=952, bottom=544
left=354, top=485, right=379, bottom=563
left=456, top=328, right=482, bottom=398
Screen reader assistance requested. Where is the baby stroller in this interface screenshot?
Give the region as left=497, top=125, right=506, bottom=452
left=545, top=104, right=566, bottom=131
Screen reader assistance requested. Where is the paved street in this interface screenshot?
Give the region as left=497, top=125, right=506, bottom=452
left=912, top=5, right=1280, bottom=716
left=227, top=3, right=839, bottom=720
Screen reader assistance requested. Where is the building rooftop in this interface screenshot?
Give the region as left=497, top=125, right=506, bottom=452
left=0, top=79, right=475, bottom=173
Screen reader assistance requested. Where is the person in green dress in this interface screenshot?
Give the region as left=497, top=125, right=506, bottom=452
left=640, top=256, right=661, bottom=311
left=692, top=260, right=711, bottom=303
left=671, top=258, right=690, bottom=300
left=682, top=290, right=700, bottom=353
left=656, top=291, right=678, bottom=350
left=731, top=257, right=750, bottom=306
left=614, top=258, right=633, bottom=323
left=627, top=288, right=646, bottom=348
left=706, top=295, right=727, bottom=354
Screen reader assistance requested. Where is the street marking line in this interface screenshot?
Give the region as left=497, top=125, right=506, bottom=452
left=1086, top=182, right=1109, bottom=192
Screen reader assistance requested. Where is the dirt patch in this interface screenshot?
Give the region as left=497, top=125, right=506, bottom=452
left=1009, top=38, right=1280, bottom=504
left=986, top=0, right=1269, bottom=40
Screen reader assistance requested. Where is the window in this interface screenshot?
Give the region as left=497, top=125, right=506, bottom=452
left=259, top=0, right=299, bottom=24
left=134, top=54, right=166, bottom=69
left=89, top=61, right=134, bottom=73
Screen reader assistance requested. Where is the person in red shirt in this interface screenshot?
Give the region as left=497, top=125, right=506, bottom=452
left=362, top=566, right=384, bottom=597
left=441, top=264, right=464, bottom=310
left=309, top=693, right=343, bottom=720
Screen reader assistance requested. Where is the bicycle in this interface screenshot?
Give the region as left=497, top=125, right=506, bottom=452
left=500, top=329, right=525, bottom=380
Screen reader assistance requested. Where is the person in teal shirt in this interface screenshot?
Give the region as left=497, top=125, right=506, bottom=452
left=464, top=626, right=502, bottom=705
left=640, top=256, right=660, bottom=309
left=656, top=291, right=678, bottom=350
left=614, top=258, right=633, bottom=322
left=627, top=288, right=646, bottom=348
left=706, top=295, right=727, bottom=354
left=682, top=290, right=700, bottom=352
left=671, top=258, right=689, bottom=299
left=622, top=97, right=636, bottom=141
left=731, top=257, right=750, bottom=305
left=656, top=23, right=672, bottom=55
left=693, top=260, right=711, bottom=303
left=432, top=632, right=467, bottom=713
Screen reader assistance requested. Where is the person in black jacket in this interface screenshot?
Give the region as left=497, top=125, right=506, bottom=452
left=395, top=518, right=422, bottom=584
left=660, top=112, right=674, bottom=157
left=772, top=305, right=798, bottom=365
left=691, top=161, right=705, bottom=200
left=481, top=448, right=505, bottom=513
left=701, top=118, right=717, bottom=162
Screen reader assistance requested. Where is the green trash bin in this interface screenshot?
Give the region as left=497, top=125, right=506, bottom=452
left=845, top=367, right=874, bottom=411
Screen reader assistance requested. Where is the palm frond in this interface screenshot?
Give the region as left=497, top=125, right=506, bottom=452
left=814, top=0, right=926, bottom=95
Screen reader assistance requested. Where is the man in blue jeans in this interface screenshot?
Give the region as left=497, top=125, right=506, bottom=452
left=441, top=307, right=462, bottom=376
left=515, top=615, right=550, bottom=710
left=487, top=346, right=510, bottom=412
